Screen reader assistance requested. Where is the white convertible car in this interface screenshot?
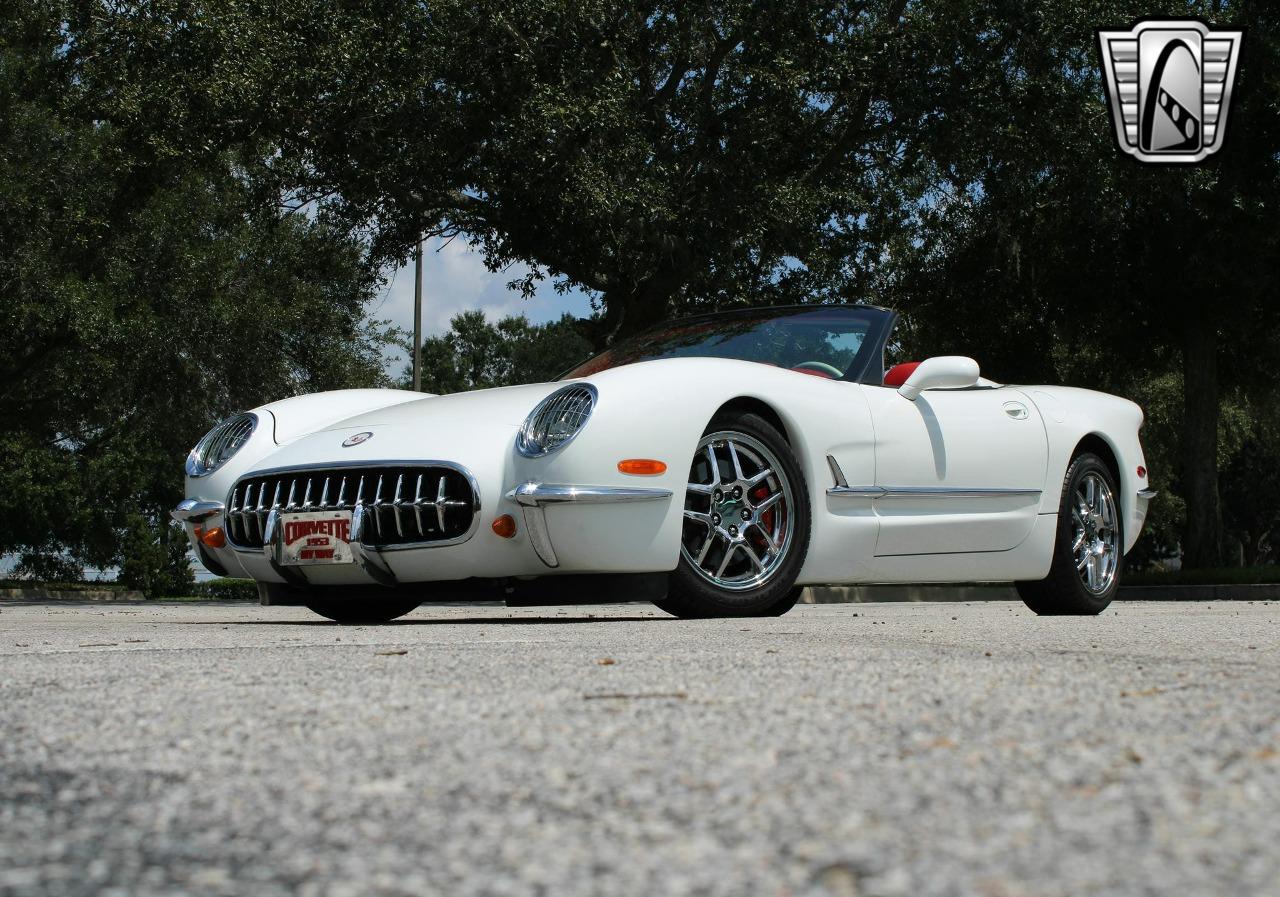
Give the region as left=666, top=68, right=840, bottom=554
left=174, top=304, right=1155, bottom=623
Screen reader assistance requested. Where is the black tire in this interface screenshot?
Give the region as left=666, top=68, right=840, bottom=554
left=259, top=581, right=423, bottom=623
left=656, top=412, right=811, bottom=619
left=1016, top=452, right=1123, bottom=616
left=305, top=592, right=422, bottom=624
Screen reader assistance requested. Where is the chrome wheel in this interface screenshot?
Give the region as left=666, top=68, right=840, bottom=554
left=1072, top=471, right=1119, bottom=595
left=681, top=431, right=795, bottom=592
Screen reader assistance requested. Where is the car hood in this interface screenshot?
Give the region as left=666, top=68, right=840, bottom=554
left=308, top=381, right=564, bottom=434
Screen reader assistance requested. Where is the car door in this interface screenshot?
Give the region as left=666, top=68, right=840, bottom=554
left=863, top=385, right=1048, bottom=556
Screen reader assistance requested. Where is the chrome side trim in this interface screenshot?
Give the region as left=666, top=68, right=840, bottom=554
left=881, top=486, right=1042, bottom=499
left=171, top=498, right=225, bottom=523
left=828, top=485, right=1042, bottom=500
left=826, top=454, right=849, bottom=489
left=508, top=483, right=674, bottom=506
left=506, top=482, right=674, bottom=568
left=518, top=507, right=561, bottom=569
left=827, top=485, right=887, bottom=498
left=1137, top=488, right=1158, bottom=500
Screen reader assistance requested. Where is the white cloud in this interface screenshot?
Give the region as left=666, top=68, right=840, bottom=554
left=370, top=237, right=596, bottom=376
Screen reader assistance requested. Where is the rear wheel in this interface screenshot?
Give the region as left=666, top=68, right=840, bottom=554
left=656, top=412, right=810, bottom=618
left=1016, top=452, right=1123, bottom=616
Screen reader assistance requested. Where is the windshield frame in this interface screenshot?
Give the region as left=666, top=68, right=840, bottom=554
left=558, top=303, right=898, bottom=385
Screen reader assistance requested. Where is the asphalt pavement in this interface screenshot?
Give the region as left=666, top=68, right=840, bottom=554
left=1, top=600, right=1277, bottom=897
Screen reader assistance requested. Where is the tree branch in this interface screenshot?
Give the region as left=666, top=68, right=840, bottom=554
left=805, top=0, right=909, bottom=183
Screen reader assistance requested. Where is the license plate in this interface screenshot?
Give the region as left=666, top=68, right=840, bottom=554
left=279, top=510, right=356, bottom=566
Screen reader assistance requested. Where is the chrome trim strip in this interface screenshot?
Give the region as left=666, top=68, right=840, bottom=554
left=881, top=486, right=1042, bottom=499
left=227, top=460, right=481, bottom=555
left=171, top=498, right=225, bottom=523
left=827, top=485, right=887, bottom=498
left=518, top=507, right=561, bottom=568
left=1137, top=488, right=1158, bottom=500
left=827, top=485, right=1042, bottom=500
left=508, top=483, right=674, bottom=506
left=825, top=454, right=849, bottom=489
left=506, top=482, right=674, bottom=568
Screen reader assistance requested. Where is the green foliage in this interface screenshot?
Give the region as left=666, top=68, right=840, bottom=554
left=188, top=578, right=258, bottom=601
left=0, top=4, right=395, bottom=594
left=3, top=1, right=1277, bottom=580
left=410, top=312, right=595, bottom=394
left=1220, top=392, right=1280, bottom=566
left=884, top=1, right=1280, bottom=567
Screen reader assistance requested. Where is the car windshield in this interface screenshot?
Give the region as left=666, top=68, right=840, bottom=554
left=561, top=306, right=888, bottom=380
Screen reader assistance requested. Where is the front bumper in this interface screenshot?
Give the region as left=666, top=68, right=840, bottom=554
left=176, top=476, right=677, bottom=585
left=507, top=482, right=673, bottom=567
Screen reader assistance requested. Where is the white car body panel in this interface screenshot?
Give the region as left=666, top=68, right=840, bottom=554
left=180, top=352, right=1152, bottom=591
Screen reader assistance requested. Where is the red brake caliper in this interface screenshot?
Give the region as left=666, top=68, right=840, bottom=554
left=751, top=485, right=774, bottom=551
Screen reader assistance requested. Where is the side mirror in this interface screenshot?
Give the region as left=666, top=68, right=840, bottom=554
left=898, top=356, right=980, bottom=401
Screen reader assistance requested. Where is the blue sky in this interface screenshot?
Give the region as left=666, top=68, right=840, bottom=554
left=374, top=236, right=596, bottom=376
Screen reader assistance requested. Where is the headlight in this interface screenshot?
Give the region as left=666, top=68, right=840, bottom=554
left=186, top=412, right=258, bottom=477
left=516, top=384, right=597, bottom=458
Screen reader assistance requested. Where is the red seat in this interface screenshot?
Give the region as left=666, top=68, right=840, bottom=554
left=883, top=361, right=920, bottom=387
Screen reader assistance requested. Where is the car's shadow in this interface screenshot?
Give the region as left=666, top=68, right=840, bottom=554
left=174, top=615, right=674, bottom=626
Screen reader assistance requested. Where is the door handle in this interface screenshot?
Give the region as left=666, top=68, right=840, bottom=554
left=1003, top=402, right=1029, bottom=420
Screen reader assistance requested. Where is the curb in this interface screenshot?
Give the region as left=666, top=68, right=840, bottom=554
left=803, top=583, right=1280, bottom=603
left=3, top=584, right=1276, bottom=605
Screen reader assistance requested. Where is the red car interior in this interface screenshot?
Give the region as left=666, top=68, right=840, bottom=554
left=883, top=361, right=920, bottom=387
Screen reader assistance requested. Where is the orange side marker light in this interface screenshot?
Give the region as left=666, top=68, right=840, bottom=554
left=198, top=526, right=227, bottom=549
left=492, top=515, right=518, bottom=538
left=618, top=459, right=667, bottom=476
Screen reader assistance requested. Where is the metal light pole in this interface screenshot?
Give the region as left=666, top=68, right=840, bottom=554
left=412, top=237, right=424, bottom=392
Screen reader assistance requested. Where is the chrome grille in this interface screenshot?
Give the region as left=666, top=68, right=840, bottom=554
left=225, top=464, right=477, bottom=549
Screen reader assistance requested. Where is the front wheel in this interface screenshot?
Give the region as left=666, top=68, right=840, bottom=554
left=1016, top=452, right=1123, bottom=615
left=260, top=583, right=421, bottom=624
left=656, top=412, right=811, bottom=618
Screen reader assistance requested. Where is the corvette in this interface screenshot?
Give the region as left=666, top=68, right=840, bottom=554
left=174, top=304, right=1155, bottom=623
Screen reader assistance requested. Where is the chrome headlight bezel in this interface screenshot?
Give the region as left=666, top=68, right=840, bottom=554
left=186, top=412, right=258, bottom=477
left=516, top=384, right=598, bottom=458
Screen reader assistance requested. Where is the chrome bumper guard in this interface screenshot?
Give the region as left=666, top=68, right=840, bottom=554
left=1137, top=488, right=1158, bottom=500
left=507, top=482, right=673, bottom=568
left=171, top=499, right=225, bottom=523
left=262, top=505, right=398, bottom=588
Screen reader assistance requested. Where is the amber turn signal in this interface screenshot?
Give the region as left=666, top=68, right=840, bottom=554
left=491, top=514, right=518, bottom=538
left=617, top=459, right=667, bottom=476
left=197, top=526, right=227, bottom=549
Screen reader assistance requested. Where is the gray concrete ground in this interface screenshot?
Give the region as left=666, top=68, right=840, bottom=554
left=0, top=600, right=1276, bottom=897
